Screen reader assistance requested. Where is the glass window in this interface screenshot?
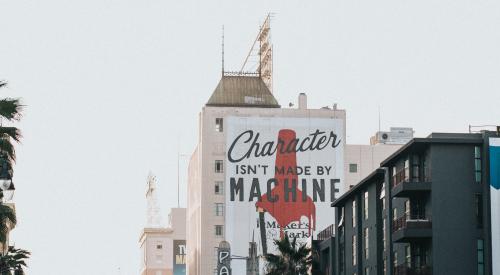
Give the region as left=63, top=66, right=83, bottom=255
left=349, top=163, right=358, bottom=173
left=405, top=245, right=411, bottom=267
left=215, top=118, right=223, bottom=132
left=364, top=228, right=369, bottom=259
left=352, top=200, right=357, bottom=227
left=478, top=239, right=485, bottom=275
left=215, top=160, right=223, bottom=173
left=364, top=267, right=370, bottom=275
left=215, top=181, right=224, bottom=194
left=405, top=200, right=410, bottom=220
left=382, top=217, right=386, bottom=252
left=475, top=146, right=482, bottom=183
left=215, top=203, right=224, bottom=216
left=215, top=225, right=224, bottom=237
left=393, top=251, right=398, bottom=269
left=412, top=155, right=420, bottom=181
left=156, top=244, right=162, bottom=249
left=352, top=235, right=357, bottom=266
left=364, top=191, right=369, bottom=220
left=404, top=159, right=410, bottom=182
left=476, top=194, right=483, bottom=228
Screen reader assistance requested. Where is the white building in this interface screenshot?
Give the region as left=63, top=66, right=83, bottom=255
left=140, top=174, right=186, bottom=275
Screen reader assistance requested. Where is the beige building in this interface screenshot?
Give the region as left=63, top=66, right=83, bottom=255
left=344, top=127, right=413, bottom=189
left=140, top=175, right=186, bottom=275
left=187, top=75, right=347, bottom=275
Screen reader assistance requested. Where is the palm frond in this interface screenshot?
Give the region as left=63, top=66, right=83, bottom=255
left=0, top=129, right=21, bottom=144
left=0, top=204, right=16, bottom=242
left=0, top=139, right=16, bottom=164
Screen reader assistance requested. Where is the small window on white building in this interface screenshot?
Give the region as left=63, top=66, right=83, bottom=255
left=215, top=160, right=223, bottom=173
left=215, top=118, right=223, bottom=132
left=156, top=244, right=162, bottom=249
left=215, top=225, right=224, bottom=237
left=215, top=203, right=224, bottom=216
left=349, top=163, right=358, bottom=173
left=215, top=181, right=224, bottom=194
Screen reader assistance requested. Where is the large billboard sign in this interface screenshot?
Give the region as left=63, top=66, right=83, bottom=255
left=225, top=116, right=344, bottom=273
left=173, top=240, right=186, bottom=275
left=490, top=138, right=500, bottom=275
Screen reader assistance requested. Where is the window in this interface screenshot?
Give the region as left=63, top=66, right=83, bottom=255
left=352, top=235, right=357, bottom=266
left=475, top=146, right=482, bottom=183
left=364, top=267, right=370, bottom=275
left=339, top=242, right=345, bottom=275
left=215, top=181, right=224, bottom=194
left=364, top=191, right=369, bottom=220
left=476, top=194, right=483, bottom=228
left=352, top=200, right=357, bottom=227
left=382, top=217, right=387, bottom=251
left=215, top=203, right=224, bottom=216
left=411, top=155, right=420, bottom=181
left=215, top=160, right=223, bottom=173
left=156, top=254, right=163, bottom=263
left=364, top=228, right=369, bottom=259
left=393, top=251, right=398, bottom=270
left=393, top=208, right=398, bottom=222
left=404, top=200, right=410, bottom=220
left=478, top=239, right=485, bottom=275
left=156, top=244, right=162, bottom=249
left=404, top=159, right=410, bottom=182
left=349, top=163, right=358, bottom=173
left=215, top=118, right=223, bottom=132
left=405, top=245, right=411, bottom=267
left=215, top=225, right=224, bottom=237
left=423, top=157, right=429, bottom=181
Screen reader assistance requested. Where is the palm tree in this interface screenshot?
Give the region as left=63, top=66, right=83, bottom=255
left=0, top=81, right=22, bottom=167
left=0, top=81, right=22, bottom=256
left=0, top=246, right=30, bottom=275
left=264, top=235, right=315, bottom=275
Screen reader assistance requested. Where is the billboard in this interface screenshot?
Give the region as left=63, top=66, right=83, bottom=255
left=490, top=138, right=500, bottom=275
left=173, top=240, right=186, bottom=275
left=225, top=116, right=344, bottom=273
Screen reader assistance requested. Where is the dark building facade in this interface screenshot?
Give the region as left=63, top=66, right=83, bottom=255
left=320, top=131, right=500, bottom=275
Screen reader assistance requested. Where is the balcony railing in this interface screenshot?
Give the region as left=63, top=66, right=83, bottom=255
left=392, top=168, right=431, bottom=195
left=392, top=168, right=410, bottom=188
left=317, top=224, right=334, bottom=241
left=394, top=264, right=432, bottom=275
left=392, top=213, right=430, bottom=232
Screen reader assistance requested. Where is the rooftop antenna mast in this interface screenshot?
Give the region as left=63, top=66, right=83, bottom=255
left=222, top=25, right=225, bottom=76
left=240, top=13, right=274, bottom=93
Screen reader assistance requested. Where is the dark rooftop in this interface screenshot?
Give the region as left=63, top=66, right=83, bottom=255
left=206, top=76, right=280, bottom=108
left=331, top=168, right=385, bottom=207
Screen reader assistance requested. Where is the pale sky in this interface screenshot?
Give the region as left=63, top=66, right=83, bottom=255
left=1, top=0, right=499, bottom=274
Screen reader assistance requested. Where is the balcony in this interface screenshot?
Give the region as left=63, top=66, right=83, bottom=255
left=317, top=224, right=334, bottom=241
left=394, top=264, right=432, bottom=275
left=392, top=169, right=431, bottom=198
left=392, top=214, right=432, bottom=243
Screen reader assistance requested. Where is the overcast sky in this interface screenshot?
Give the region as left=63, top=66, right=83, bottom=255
left=1, top=0, right=499, bottom=274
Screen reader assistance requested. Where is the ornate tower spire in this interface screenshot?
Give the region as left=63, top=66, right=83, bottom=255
left=145, top=172, right=162, bottom=228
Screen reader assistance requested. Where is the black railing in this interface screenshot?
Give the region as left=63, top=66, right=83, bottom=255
left=392, top=213, right=430, bottom=232
left=394, top=264, right=432, bottom=275
left=392, top=168, right=410, bottom=188
left=317, top=224, right=334, bottom=241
